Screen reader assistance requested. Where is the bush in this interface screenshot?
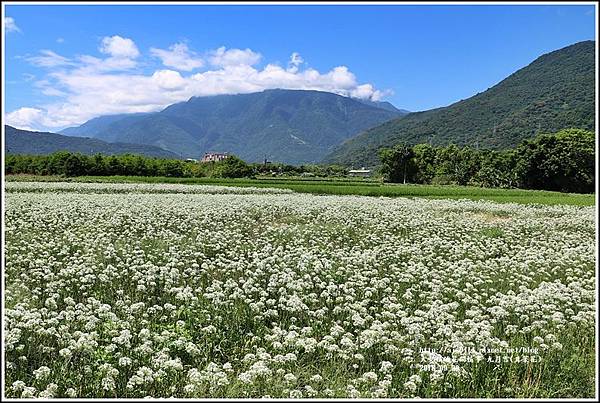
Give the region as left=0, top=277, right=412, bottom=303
left=214, top=156, right=253, bottom=178
left=378, top=128, right=595, bottom=193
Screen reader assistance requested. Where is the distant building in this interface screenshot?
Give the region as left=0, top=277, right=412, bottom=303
left=348, top=168, right=371, bottom=177
left=185, top=158, right=198, bottom=163
left=201, top=152, right=229, bottom=163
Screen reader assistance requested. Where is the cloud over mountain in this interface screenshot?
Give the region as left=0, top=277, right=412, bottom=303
left=6, top=35, right=390, bottom=131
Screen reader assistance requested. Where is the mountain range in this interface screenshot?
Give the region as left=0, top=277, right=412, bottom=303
left=325, top=40, right=595, bottom=167
left=5, top=125, right=179, bottom=158
left=60, top=90, right=406, bottom=164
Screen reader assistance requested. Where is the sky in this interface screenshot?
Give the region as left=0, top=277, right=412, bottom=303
left=3, top=3, right=597, bottom=132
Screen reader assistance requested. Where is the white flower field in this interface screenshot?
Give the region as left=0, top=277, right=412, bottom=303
left=3, top=182, right=596, bottom=398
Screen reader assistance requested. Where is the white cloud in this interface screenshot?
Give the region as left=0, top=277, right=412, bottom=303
left=5, top=17, right=20, bottom=33
left=26, top=50, right=74, bottom=67
left=34, top=79, right=68, bottom=97
left=150, top=43, right=204, bottom=71
left=65, top=36, right=141, bottom=74
left=56, top=37, right=65, bottom=43
left=41, top=87, right=69, bottom=97
left=287, top=52, right=304, bottom=73
left=9, top=39, right=390, bottom=131
left=99, top=35, right=140, bottom=59
left=350, top=83, right=392, bottom=102
left=290, top=52, right=303, bottom=66
left=5, top=107, right=45, bottom=131
left=77, top=54, right=137, bottom=73
left=210, top=46, right=262, bottom=67
left=152, top=70, right=186, bottom=90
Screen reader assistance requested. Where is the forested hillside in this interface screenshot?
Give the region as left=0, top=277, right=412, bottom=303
left=326, top=40, right=595, bottom=167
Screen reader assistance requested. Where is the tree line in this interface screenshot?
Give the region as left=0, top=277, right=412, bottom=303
left=379, top=129, right=594, bottom=193
left=5, top=128, right=594, bottom=193
left=4, top=152, right=250, bottom=179
left=4, top=152, right=350, bottom=179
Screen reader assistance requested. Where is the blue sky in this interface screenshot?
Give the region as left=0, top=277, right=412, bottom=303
left=3, top=3, right=596, bottom=131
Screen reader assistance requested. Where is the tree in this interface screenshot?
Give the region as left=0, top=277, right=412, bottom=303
left=412, top=143, right=437, bottom=184
left=90, top=154, right=106, bottom=176
left=379, top=144, right=415, bottom=183
left=433, top=144, right=461, bottom=184
left=48, top=151, right=72, bottom=175
left=158, top=159, right=185, bottom=177
left=515, top=128, right=594, bottom=193
left=106, top=156, right=123, bottom=176
left=475, top=150, right=517, bottom=188
left=64, top=154, right=86, bottom=177
left=454, top=146, right=481, bottom=185
left=214, top=155, right=252, bottom=178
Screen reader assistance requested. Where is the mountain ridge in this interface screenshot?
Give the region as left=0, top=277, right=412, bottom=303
left=352, top=98, right=409, bottom=114
left=60, top=113, right=151, bottom=139
left=58, top=89, right=405, bottom=164
left=324, top=40, right=596, bottom=167
left=5, top=125, right=180, bottom=158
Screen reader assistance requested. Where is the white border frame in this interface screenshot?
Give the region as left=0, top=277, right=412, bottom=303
left=1, top=1, right=598, bottom=401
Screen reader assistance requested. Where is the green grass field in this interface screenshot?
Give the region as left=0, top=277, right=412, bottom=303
left=5, top=174, right=595, bottom=206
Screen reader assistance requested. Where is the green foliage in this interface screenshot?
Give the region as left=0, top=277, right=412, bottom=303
left=5, top=152, right=250, bottom=179
left=158, top=159, right=185, bottom=177
left=210, top=156, right=253, bottom=178
left=5, top=151, right=354, bottom=182
left=5, top=131, right=594, bottom=194
left=326, top=41, right=595, bottom=167
left=378, top=129, right=595, bottom=193
left=64, top=154, right=86, bottom=177
left=433, top=144, right=481, bottom=186
left=412, top=143, right=437, bottom=184
left=379, top=144, right=416, bottom=183
left=473, top=150, right=517, bottom=188
left=515, top=129, right=595, bottom=193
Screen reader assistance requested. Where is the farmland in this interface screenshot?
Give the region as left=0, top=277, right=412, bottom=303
left=5, top=174, right=596, bottom=206
left=3, top=181, right=596, bottom=398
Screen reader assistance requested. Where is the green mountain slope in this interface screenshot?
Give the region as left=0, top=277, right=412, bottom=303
left=60, top=113, right=150, bottom=139
left=5, top=125, right=180, bottom=158
left=61, top=89, right=403, bottom=164
left=325, top=40, right=595, bottom=167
